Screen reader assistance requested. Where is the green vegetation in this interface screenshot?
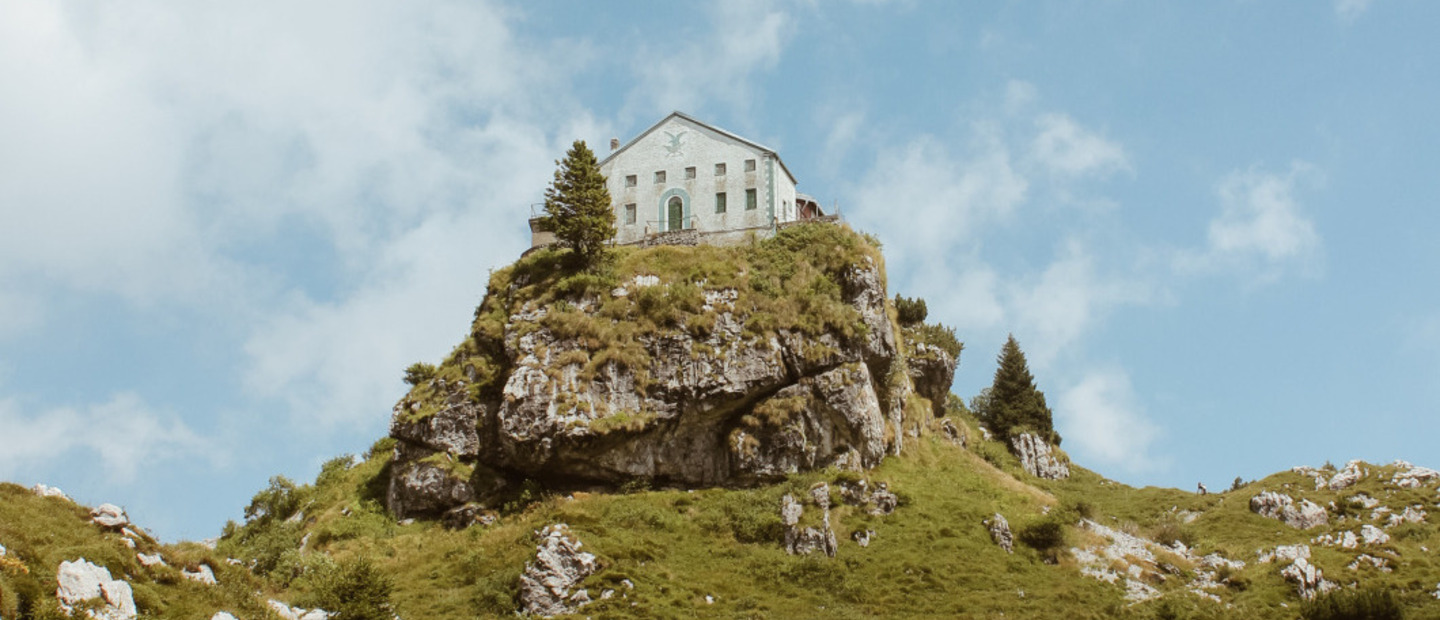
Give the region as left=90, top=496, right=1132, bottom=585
left=542, top=140, right=615, bottom=267
left=978, top=334, right=1059, bottom=446
left=893, top=294, right=927, bottom=326
left=1301, top=587, right=1403, bottom=620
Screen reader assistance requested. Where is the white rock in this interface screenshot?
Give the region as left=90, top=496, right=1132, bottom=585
left=780, top=494, right=803, bottom=527
left=1361, top=524, right=1390, bottom=545
left=1011, top=433, right=1069, bottom=480
left=1350, top=493, right=1380, bottom=509
left=212, top=613, right=239, bottom=620
left=268, top=600, right=331, bottom=620
left=1280, top=557, right=1335, bottom=600
left=32, top=483, right=70, bottom=500
left=986, top=513, right=1013, bottom=554
left=56, top=559, right=137, bottom=620
left=1259, top=544, right=1310, bottom=564
left=519, top=524, right=599, bottom=617
left=1250, top=492, right=1327, bottom=529
left=1328, top=460, right=1366, bottom=491
left=91, top=504, right=130, bottom=530
left=183, top=564, right=217, bottom=585
left=136, top=553, right=166, bottom=568
left=1394, top=465, right=1440, bottom=489
left=632, top=274, right=660, bottom=288
left=1124, top=578, right=1160, bottom=602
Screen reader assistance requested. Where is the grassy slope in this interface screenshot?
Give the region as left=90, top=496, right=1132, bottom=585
left=0, top=484, right=273, bottom=619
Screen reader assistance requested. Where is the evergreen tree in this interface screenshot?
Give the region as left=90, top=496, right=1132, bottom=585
left=542, top=140, right=615, bottom=266
left=988, top=334, right=1060, bottom=446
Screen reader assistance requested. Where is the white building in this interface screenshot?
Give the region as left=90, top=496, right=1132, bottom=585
left=530, top=112, right=823, bottom=249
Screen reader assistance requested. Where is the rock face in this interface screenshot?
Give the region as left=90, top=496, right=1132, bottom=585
left=1011, top=433, right=1069, bottom=480
left=906, top=341, right=956, bottom=419
left=387, top=239, right=957, bottom=519
left=986, top=513, right=1014, bottom=553
left=1250, top=491, right=1328, bottom=529
left=520, top=524, right=599, bottom=617
left=56, top=559, right=137, bottom=620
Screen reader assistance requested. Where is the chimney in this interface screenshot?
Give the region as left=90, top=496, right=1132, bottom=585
left=610, top=138, right=620, bottom=151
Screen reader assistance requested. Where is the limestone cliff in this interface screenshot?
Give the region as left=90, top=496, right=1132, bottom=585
left=386, top=224, right=959, bottom=519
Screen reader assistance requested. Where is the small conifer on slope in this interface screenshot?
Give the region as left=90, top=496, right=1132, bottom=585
left=542, top=140, right=615, bottom=267
left=982, top=334, right=1060, bottom=447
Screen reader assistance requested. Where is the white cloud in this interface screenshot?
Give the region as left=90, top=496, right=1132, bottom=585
left=1335, top=0, right=1374, bottom=22
left=1056, top=368, right=1161, bottom=473
left=1179, top=163, right=1322, bottom=283
left=1030, top=113, right=1130, bottom=178
left=0, top=393, right=210, bottom=482
left=1007, top=241, right=1153, bottom=369
left=627, top=0, right=793, bottom=117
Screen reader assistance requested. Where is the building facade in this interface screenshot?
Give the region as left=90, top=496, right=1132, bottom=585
left=530, top=112, right=821, bottom=249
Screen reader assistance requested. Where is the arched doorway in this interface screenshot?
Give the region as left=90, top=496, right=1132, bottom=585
left=667, top=196, right=684, bottom=231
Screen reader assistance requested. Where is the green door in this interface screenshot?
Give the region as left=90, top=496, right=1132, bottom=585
left=668, top=197, right=683, bottom=231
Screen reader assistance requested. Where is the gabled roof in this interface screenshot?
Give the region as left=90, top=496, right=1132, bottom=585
left=599, top=111, right=798, bottom=185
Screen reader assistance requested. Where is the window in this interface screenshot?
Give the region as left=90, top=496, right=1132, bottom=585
left=745, top=188, right=757, bottom=210
left=654, top=170, right=666, bottom=184
left=684, top=166, right=696, bottom=179
left=715, top=163, right=726, bottom=176
left=624, top=203, right=636, bottom=225
left=715, top=192, right=727, bottom=213
left=624, top=174, right=637, bottom=188
left=744, top=159, right=756, bottom=172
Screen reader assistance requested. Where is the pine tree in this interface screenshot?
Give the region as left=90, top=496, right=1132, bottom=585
left=542, top=140, right=615, bottom=266
left=988, top=334, right=1060, bottom=446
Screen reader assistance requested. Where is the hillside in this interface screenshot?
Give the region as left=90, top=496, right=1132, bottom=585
left=6, top=223, right=1440, bottom=619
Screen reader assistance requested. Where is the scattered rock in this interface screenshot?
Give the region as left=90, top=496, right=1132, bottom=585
left=1124, top=578, right=1160, bottom=602
left=836, top=479, right=898, bottom=516
left=1280, top=557, right=1335, bottom=600
left=519, top=524, right=599, bottom=617
left=56, top=559, right=137, bottom=620
left=1250, top=491, right=1327, bottom=529
left=1312, top=530, right=1358, bottom=550
left=852, top=530, right=875, bottom=548
left=1348, top=554, right=1391, bottom=572
left=32, top=483, right=70, bottom=500
left=267, top=600, right=331, bottom=620
left=182, top=564, right=217, bottom=585
left=1011, top=433, right=1069, bottom=480
left=90, top=504, right=130, bottom=530
left=1393, top=465, right=1440, bottom=489
left=1328, top=460, right=1366, bottom=491
left=1350, top=493, right=1380, bottom=509
left=1387, top=506, right=1426, bottom=528
left=986, top=513, right=1013, bottom=553
left=1360, top=524, right=1390, bottom=545
left=442, top=503, right=498, bottom=530
left=136, top=553, right=166, bottom=568
left=1259, top=544, right=1310, bottom=564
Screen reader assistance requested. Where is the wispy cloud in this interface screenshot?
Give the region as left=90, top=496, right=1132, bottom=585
left=1178, top=162, right=1323, bottom=284
left=1335, top=0, right=1375, bottom=22
left=1056, top=367, right=1162, bottom=473
left=1029, top=113, right=1131, bottom=178
left=1006, top=241, right=1153, bottom=369
left=0, top=393, right=211, bottom=482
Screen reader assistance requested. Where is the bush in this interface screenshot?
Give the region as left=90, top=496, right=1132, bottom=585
left=1300, top=586, right=1402, bottom=620
left=893, top=294, right=927, bottom=325
left=244, top=476, right=303, bottom=525
left=403, top=362, right=437, bottom=386
left=300, top=557, right=394, bottom=620
left=1018, top=516, right=1066, bottom=554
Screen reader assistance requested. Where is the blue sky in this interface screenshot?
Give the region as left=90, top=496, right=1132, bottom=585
left=3, top=0, right=1437, bottom=541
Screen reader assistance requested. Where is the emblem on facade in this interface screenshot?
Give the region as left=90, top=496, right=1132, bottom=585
left=663, top=130, right=686, bottom=157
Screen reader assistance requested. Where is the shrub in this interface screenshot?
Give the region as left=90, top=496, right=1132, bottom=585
left=299, top=557, right=394, bottom=620
left=244, top=476, right=303, bottom=525
left=403, top=362, right=437, bottom=387
left=893, top=294, right=927, bottom=325
left=1018, top=516, right=1066, bottom=554
left=1300, top=586, right=1402, bottom=620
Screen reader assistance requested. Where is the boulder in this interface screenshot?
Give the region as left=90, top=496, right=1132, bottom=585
left=852, top=530, right=875, bottom=548
left=56, top=559, right=136, bottom=620
left=32, top=483, right=70, bottom=500
left=1393, top=465, right=1440, bottom=489
left=267, top=600, right=331, bottom=620
left=90, top=504, right=129, bottom=530
left=1280, top=557, right=1335, bottom=600
left=1259, top=544, right=1310, bottom=564
left=519, top=524, right=599, bottom=617
left=1327, top=460, right=1366, bottom=491
left=182, top=564, right=217, bottom=585
left=781, top=493, right=837, bottom=557
left=1011, top=433, right=1069, bottom=480
left=136, top=553, right=166, bottom=568
left=1249, top=492, right=1327, bottom=529
left=212, top=613, right=239, bottom=620
left=986, top=513, right=1014, bottom=553
left=1360, top=524, right=1390, bottom=546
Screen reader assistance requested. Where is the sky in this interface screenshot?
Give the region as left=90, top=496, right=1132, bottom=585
left=2, top=0, right=1438, bottom=541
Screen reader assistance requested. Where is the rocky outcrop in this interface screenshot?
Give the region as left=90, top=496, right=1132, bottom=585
left=91, top=503, right=130, bottom=530
left=267, top=600, right=331, bottom=620
left=1392, top=463, right=1440, bottom=488
left=387, top=238, right=925, bottom=519
left=937, top=418, right=966, bottom=447
left=519, top=524, right=599, bottom=617
left=1327, top=460, right=1366, bottom=491
left=781, top=492, right=837, bottom=558
left=1250, top=491, right=1327, bottom=529
left=1280, top=557, right=1335, bottom=600
left=986, top=513, right=1013, bottom=553
left=56, top=559, right=137, bottom=620
left=905, top=341, right=956, bottom=419
left=1012, top=433, right=1069, bottom=480
left=32, top=483, right=70, bottom=500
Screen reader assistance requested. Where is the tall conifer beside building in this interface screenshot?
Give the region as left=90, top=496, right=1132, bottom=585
left=986, top=334, right=1060, bottom=446
left=543, top=140, right=615, bottom=267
